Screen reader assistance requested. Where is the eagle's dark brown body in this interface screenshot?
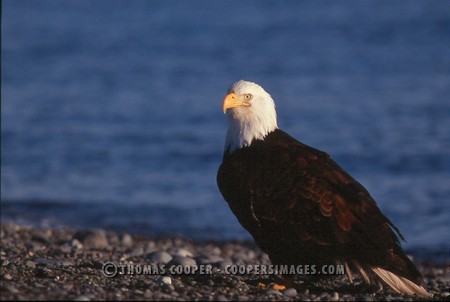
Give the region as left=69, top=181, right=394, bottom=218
left=217, top=129, right=424, bottom=285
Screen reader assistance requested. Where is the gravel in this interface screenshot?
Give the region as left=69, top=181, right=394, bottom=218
left=0, top=222, right=448, bottom=301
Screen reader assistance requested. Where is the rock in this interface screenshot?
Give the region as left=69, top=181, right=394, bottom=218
left=234, top=250, right=256, bottom=261
left=171, top=248, right=193, bottom=258
left=71, top=239, right=83, bottom=250
left=209, top=246, right=222, bottom=256
left=59, top=243, right=73, bottom=253
left=130, top=245, right=145, bottom=256
left=30, top=229, right=51, bottom=243
left=330, top=291, right=339, bottom=301
left=35, top=267, right=53, bottom=278
left=2, top=273, right=13, bottom=280
left=265, top=289, right=283, bottom=296
left=120, top=233, right=133, bottom=247
left=356, top=295, right=374, bottom=301
left=34, top=258, right=73, bottom=266
left=197, top=255, right=224, bottom=265
left=167, top=256, right=197, bottom=267
left=156, top=276, right=172, bottom=285
left=25, top=241, right=43, bottom=251
left=146, top=251, right=173, bottom=264
left=282, top=288, right=298, bottom=297
left=217, top=258, right=233, bottom=269
left=74, top=230, right=108, bottom=249
left=216, top=295, right=228, bottom=301
left=3, top=284, right=19, bottom=294
left=144, top=289, right=152, bottom=298
left=74, top=295, right=91, bottom=301
left=25, top=260, right=36, bottom=268
left=144, top=241, right=156, bottom=253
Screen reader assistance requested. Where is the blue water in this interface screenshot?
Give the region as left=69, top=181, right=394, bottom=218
left=2, top=0, right=449, bottom=254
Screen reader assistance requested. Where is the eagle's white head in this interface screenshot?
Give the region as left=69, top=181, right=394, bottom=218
left=222, top=80, right=278, bottom=153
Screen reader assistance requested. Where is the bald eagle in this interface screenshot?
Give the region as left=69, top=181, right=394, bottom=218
left=217, top=80, right=430, bottom=297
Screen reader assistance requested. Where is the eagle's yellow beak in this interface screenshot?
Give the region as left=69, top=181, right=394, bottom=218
left=222, top=93, right=246, bottom=113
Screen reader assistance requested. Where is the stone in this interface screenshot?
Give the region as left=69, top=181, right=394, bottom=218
left=171, top=248, right=193, bottom=258
left=34, top=258, right=73, bottom=266
left=146, top=251, right=173, bottom=264
left=167, top=256, right=197, bottom=267
left=217, top=258, right=233, bottom=269
left=144, top=242, right=156, bottom=253
left=265, top=289, right=283, bottom=296
left=144, top=289, right=152, bottom=298
left=120, top=233, right=133, bottom=247
left=216, top=295, right=228, bottom=302
left=330, top=291, right=339, bottom=301
left=74, top=230, right=108, bottom=249
left=130, top=246, right=145, bottom=256
left=156, top=276, right=172, bottom=285
left=3, top=284, right=19, bottom=294
left=282, top=288, right=298, bottom=297
left=25, top=260, right=36, bottom=268
left=71, top=239, right=84, bottom=250
left=197, top=255, right=224, bottom=265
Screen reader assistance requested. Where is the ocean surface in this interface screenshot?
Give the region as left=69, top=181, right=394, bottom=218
left=2, top=0, right=449, bottom=255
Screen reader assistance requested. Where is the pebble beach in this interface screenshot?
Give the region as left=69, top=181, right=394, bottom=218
left=0, top=223, right=448, bottom=301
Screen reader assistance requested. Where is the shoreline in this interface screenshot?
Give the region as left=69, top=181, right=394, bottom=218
left=1, top=222, right=448, bottom=301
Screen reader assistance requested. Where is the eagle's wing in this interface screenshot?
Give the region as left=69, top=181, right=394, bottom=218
left=250, top=140, right=401, bottom=252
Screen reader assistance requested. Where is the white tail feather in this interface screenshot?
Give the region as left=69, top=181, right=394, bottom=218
left=344, top=261, right=353, bottom=284
left=353, top=260, right=371, bottom=285
left=372, top=267, right=431, bottom=298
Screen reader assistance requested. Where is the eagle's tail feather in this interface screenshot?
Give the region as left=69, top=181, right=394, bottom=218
left=371, top=267, right=431, bottom=298
left=352, top=260, right=371, bottom=285
left=343, top=261, right=353, bottom=284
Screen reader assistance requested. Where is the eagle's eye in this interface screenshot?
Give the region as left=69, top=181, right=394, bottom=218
left=243, top=94, right=253, bottom=101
